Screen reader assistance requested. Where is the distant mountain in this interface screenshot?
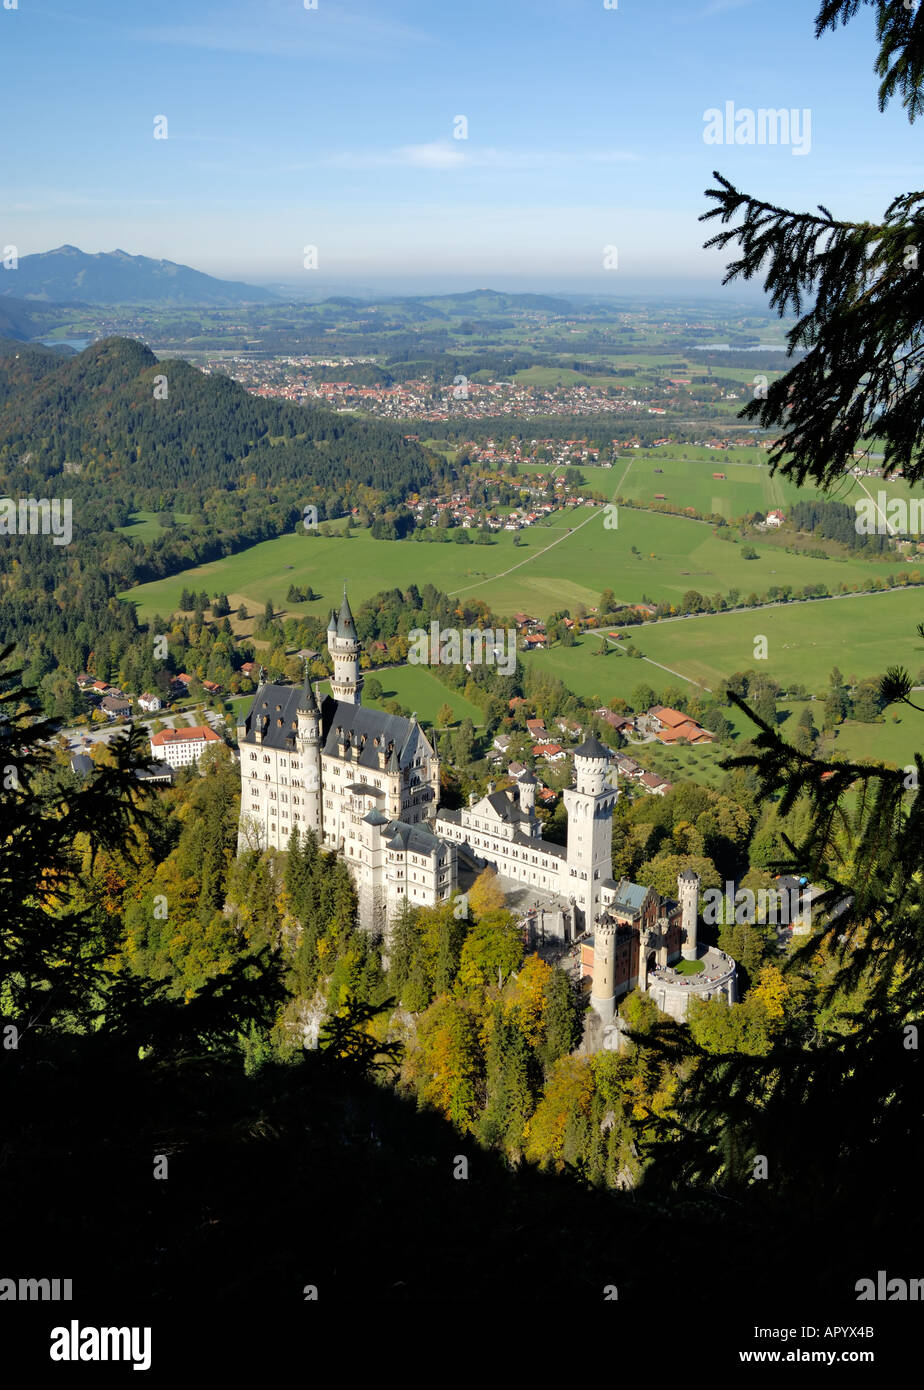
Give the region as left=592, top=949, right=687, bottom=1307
left=410, top=288, right=574, bottom=314
left=1, top=246, right=278, bottom=305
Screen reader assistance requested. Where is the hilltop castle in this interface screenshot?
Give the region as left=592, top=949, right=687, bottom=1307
left=236, top=590, right=734, bottom=1016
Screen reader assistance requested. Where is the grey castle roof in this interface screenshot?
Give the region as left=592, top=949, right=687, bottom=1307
left=320, top=696, right=423, bottom=771
left=239, top=676, right=428, bottom=768
left=679, top=867, right=700, bottom=881
left=573, top=733, right=612, bottom=762
left=484, top=788, right=528, bottom=822
left=381, top=818, right=443, bottom=856
left=239, top=683, right=311, bottom=750
left=336, top=588, right=357, bottom=641
left=609, top=878, right=651, bottom=913
left=297, top=673, right=318, bottom=714
left=518, top=769, right=538, bottom=785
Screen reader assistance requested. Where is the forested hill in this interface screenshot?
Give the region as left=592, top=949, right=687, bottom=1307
left=0, top=336, right=439, bottom=500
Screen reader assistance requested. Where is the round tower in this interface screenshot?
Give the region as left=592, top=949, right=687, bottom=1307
left=572, top=733, right=611, bottom=796
left=518, top=769, right=537, bottom=815
left=328, top=587, right=364, bottom=705
left=591, top=919, right=617, bottom=1025
left=296, top=667, right=322, bottom=833
left=678, top=867, right=700, bottom=961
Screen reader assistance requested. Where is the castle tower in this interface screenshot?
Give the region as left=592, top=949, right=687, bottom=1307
left=591, top=919, right=617, bottom=1025
left=562, top=735, right=618, bottom=932
left=678, top=867, right=700, bottom=961
left=328, top=587, right=364, bottom=705
left=518, top=769, right=537, bottom=816
left=295, top=665, right=322, bottom=834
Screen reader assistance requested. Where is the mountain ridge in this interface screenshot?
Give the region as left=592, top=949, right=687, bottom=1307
left=1, top=245, right=278, bottom=306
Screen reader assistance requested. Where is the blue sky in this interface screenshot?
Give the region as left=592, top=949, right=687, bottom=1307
left=2, top=0, right=920, bottom=294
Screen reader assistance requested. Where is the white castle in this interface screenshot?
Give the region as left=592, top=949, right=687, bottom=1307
left=236, top=588, right=623, bottom=941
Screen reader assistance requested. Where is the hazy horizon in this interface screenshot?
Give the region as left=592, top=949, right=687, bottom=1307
left=2, top=0, right=915, bottom=299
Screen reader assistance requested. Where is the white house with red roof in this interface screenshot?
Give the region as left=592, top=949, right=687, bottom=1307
left=150, top=725, right=222, bottom=768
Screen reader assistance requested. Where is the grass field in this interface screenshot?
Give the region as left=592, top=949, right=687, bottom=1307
left=350, top=665, right=483, bottom=727
left=117, top=511, right=195, bottom=541
left=120, top=503, right=902, bottom=628
left=819, top=713, right=920, bottom=768
left=626, top=588, right=923, bottom=695
left=520, top=585, right=923, bottom=702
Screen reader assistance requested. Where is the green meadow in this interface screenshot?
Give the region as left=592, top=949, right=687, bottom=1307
left=617, top=588, right=924, bottom=696
left=520, top=585, right=923, bottom=701
left=117, top=511, right=195, bottom=541
left=341, top=665, right=483, bottom=728
left=120, top=504, right=901, bottom=628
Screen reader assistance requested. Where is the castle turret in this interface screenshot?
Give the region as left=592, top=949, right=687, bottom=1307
left=328, top=587, right=364, bottom=705
left=518, top=769, right=537, bottom=816
left=679, top=867, right=700, bottom=961
left=591, top=919, right=617, bottom=1025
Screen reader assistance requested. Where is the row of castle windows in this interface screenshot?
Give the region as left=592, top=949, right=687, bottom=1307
left=440, top=823, right=557, bottom=872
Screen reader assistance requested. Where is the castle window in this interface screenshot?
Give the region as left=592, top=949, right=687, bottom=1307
left=249, top=752, right=257, bottom=761
left=263, top=755, right=270, bottom=764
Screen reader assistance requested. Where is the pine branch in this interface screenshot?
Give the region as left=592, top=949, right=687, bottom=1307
left=816, top=1, right=924, bottom=122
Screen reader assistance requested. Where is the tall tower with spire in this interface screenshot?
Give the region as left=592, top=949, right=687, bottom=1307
left=295, top=661, right=322, bottom=832
left=328, top=587, right=363, bottom=705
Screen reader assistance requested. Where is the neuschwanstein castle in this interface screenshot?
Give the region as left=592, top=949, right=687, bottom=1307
left=237, top=589, right=735, bottom=1020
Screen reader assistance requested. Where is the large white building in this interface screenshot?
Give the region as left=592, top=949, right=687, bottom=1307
left=237, top=589, right=642, bottom=946
left=150, top=724, right=222, bottom=768
left=237, top=590, right=453, bottom=932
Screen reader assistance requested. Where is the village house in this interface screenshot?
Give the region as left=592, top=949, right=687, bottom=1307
left=100, top=694, right=132, bottom=719
left=641, top=706, right=715, bottom=746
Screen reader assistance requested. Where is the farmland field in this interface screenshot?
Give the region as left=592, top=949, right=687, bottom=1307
left=119, top=503, right=903, bottom=627
left=610, top=588, right=924, bottom=696
left=520, top=586, right=923, bottom=700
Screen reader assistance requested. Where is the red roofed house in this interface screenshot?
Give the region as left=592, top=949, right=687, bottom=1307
left=643, top=706, right=714, bottom=745
left=532, top=742, right=567, bottom=762
left=150, top=725, right=222, bottom=769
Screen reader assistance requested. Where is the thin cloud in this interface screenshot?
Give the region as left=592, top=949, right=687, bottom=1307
left=132, top=0, right=434, bottom=59
left=296, top=143, right=640, bottom=172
